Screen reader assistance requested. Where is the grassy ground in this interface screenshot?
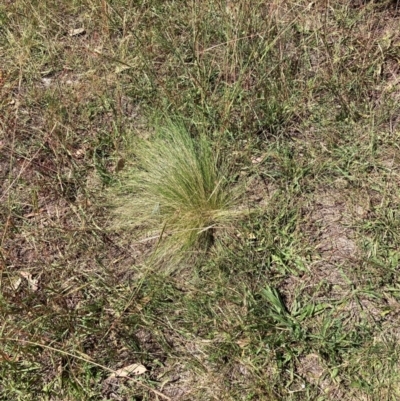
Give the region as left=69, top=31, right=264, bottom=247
left=1, top=0, right=400, bottom=400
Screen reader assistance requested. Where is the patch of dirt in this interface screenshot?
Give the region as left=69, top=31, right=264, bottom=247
left=158, top=362, right=192, bottom=400
left=243, top=174, right=277, bottom=208
left=297, top=353, right=327, bottom=386
left=302, top=187, right=366, bottom=300
left=311, top=190, right=359, bottom=264
left=297, top=353, right=350, bottom=400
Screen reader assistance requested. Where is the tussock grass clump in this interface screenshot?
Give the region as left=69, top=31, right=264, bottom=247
left=117, top=121, right=240, bottom=269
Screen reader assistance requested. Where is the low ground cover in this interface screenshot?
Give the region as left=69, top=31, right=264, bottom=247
left=1, top=1, right=400, bottom=399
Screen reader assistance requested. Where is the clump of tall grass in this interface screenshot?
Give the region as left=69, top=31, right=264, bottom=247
left=116, top=120, right=241, bottom=270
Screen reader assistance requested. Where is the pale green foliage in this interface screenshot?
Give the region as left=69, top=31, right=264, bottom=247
left=117, top=121, right=240, bottom=268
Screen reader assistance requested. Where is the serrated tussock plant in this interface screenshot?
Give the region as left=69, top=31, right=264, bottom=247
left=115, top=120, right=241, bottom=270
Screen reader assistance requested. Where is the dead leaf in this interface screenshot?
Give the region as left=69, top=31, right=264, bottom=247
left=115, top=65, right=131, bottom=74
left=19, top=271, right=39, bottom=292
left=251, top=153, right=267, bottom=164
left=41, top=77, right=52, bottom=87
left=69, top=28, right=85, bottom=37
left=0, top=350, right=12, bottom=362
left=108, top=363, right=147, bottom=379
left=74, top=148, right=85, bottom=159
left=10, top=277, right=22, bottom=291
left=236, top=338, right=251, bottom=348
left=115, top=158, right=125, bottom=172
